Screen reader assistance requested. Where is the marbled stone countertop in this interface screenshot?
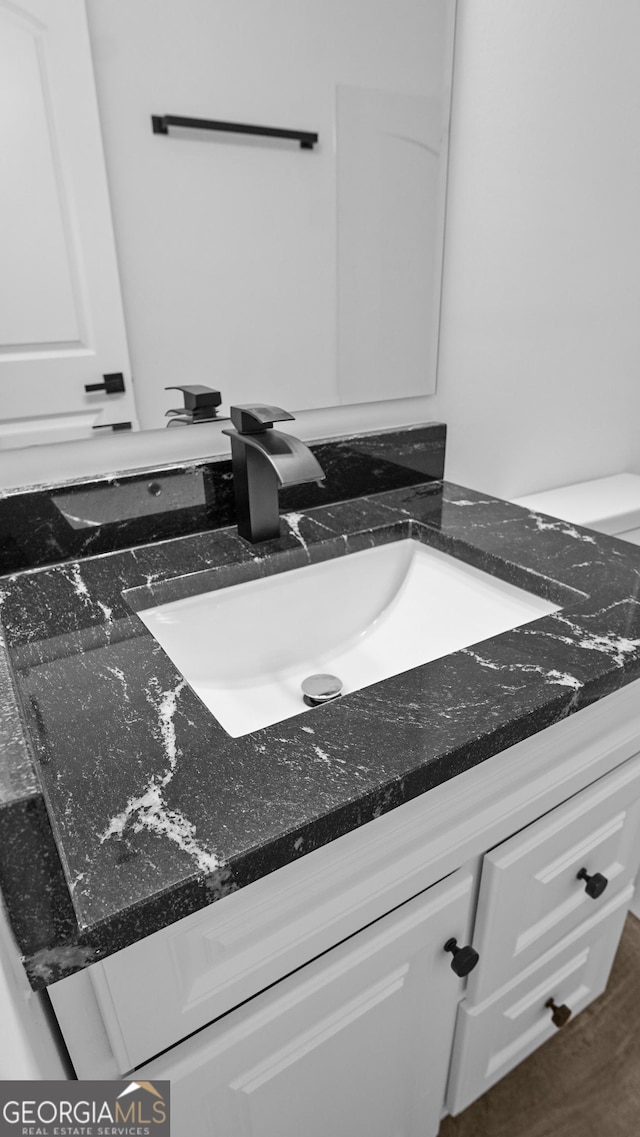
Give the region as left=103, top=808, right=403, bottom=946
left=0, top=424, right=445, bottom=573
left=2, top=476, right=640, bottom=988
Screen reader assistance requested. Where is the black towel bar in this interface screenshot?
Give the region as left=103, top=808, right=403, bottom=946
left=151, top=115, right=318, bottom=149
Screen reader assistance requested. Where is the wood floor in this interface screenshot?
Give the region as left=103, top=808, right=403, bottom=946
left=440, top=912, right=640, bottom=1137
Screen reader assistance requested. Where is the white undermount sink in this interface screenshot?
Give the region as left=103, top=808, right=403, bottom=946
left=137, top=538, right=560, bottom=737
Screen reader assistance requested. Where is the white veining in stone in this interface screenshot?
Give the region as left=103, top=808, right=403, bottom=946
left=528, top=512, right=597, bottom=545
left=313, top=745, right=331, bottom=765
left=448, top=498, right=497, bottom=507
left=543, top=669, right=583, bottom=691
left=575, top=630, right=640, bottom=666
left=129, top=548, right=161, bottom=587
left=148, top=677, right=184, bottom=775
left=284, top=512, right=309, bottom=551
left=538, top=613, right=640, bottom=667
left=461, top=649, right=500, bottom=671
left=99, top=677, right=221, bottom=875
left=105, top=666, right=130, bottom=702
left=68, top=870, right=86, bottom=897
left=585, top=597, right=640, bottom=619
left=62, top=562, right=93, bottom=604
left=462, top=648, right=583, bottom=692
left=373, top=497, right=412, bottom=518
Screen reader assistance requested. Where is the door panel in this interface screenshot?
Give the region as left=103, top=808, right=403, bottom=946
left=136, top=870, right=475, bottom=1137
left=0, top=17, right=79, bottom=344
left=0, top=0, right=138, bottom=447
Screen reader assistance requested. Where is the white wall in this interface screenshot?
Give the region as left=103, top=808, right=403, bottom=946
left=433, top=0, right=640, bottom=497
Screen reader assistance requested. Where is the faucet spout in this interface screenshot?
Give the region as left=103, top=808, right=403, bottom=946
left=222, top=404, right=325, bottom=543
left=229, top=428, right=325, bottom=488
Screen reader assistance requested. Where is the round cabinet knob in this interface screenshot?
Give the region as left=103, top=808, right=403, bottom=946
left=577, top=866, right=608, bottom=899
left=545, top=998, right=572, bottom=1029
left=444, top=937, right=479, bottom=978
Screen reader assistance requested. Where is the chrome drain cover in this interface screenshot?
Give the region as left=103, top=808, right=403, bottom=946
left=301, top=673, right=343, bottom=707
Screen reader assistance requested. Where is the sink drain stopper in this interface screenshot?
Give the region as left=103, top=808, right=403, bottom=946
left=301, top=674, right=343, bottom=707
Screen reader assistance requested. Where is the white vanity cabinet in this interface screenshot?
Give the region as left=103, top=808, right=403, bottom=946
left=48, top=682, right=640, bottom=1135
left=133, top=870, right=475, bottom=1137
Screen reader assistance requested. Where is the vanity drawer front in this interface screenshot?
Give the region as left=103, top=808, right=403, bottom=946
left=466, top=752, right=640, bottom=1004
left=446, top=885, right=632, bottom=1117
left=88, top=837, right=471, bottom=1072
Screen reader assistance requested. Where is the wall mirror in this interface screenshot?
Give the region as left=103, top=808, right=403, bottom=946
left=0, top=0, right=456, bottom=452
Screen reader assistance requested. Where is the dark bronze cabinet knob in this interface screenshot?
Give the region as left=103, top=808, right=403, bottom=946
left=444, top=937, right=479, bottom=977
left=577, top=866, right=608, bottom=899
left=545, top=998, right=572, bottom=1028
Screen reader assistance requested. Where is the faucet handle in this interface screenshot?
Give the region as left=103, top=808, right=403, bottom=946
left=230, top=404, right=295, bottom=434
left=165, top=385, right=222, bottom=422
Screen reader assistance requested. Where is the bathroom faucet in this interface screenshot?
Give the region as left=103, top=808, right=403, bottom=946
left=164, top=384, right=223, bottom=426
left=222, top=404, right=325, bottom=542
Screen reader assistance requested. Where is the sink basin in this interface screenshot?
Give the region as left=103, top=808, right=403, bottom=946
left=137, top=538, right=560, bottom=737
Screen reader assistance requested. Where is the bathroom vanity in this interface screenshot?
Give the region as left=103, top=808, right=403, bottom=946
left=48, top=693, right=640, bottom=1137
left=1, top=424, right=640, bottom=1134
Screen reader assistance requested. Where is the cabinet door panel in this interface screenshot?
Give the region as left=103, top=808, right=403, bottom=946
left=0, top=0, right=138, bottom=446
left=447, top=885, right=631, bottom=1116
left=467, top=752, right=640, bottom=1003
left=136, top=870, right=474, bottom=1137
left=91, top=797, right=472, bottom=1073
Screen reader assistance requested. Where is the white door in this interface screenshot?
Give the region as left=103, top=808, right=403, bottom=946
left=136, top=870, right=475, bottom=1137
left=0, top=0, right=139, bottom=449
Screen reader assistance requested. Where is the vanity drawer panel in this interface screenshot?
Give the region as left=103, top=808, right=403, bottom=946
left=446, top=884, right=632, bottom=1117
left=87, top=830, right=472, bottom=1072
left=466, top=752, right=640, bottom=1003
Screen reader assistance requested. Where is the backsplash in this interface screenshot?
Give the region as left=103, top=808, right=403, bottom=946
left=0, top=423, right=445, bottom=572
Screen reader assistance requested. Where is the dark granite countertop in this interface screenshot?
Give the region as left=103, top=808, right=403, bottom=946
left=2, top=433, right=640, bottom=988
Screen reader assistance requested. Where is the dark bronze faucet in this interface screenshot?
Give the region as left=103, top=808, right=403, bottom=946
left=164, top=384, right=223, bottom=426
left=222, top=405, right=325, bottom=542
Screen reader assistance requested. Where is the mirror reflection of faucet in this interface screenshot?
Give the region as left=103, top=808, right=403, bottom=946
left=165, top=384, right=225, bottom=426
left=222, top=404, right=325, bottom=542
